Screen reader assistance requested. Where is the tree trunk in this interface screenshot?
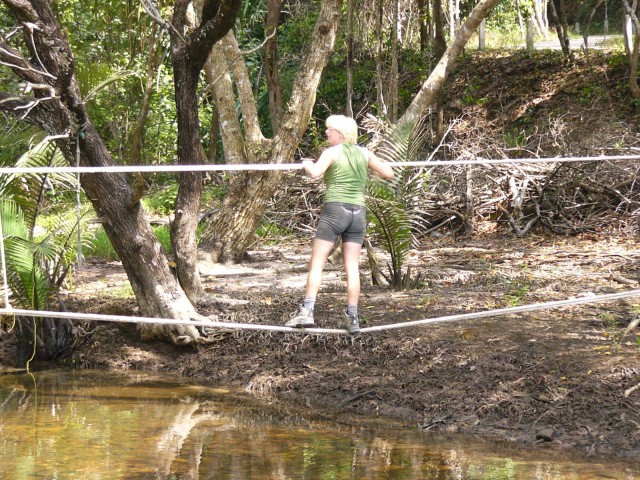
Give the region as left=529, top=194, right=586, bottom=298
left=390, top=0, right=399, bottom=122
left=375, top=0, right=388, bottom=118
left=532, top=0, right=550, bottom=39
left=346, top=0, right=355, bottom=117
left=621, top=0, right=640, bottom=96
left=167, top=0, right=242, bottom=303
left=631, top=34, right=640, bottom=100
left=0, top=0, right=239, bottom=346
left=549, top=0, right=574, bottom=61
left=433, top=0, right=447, bottom=59
left=464, top=164, right=475, bottom=236
left=125, top=25, right=163, bottom=165
left=417, top=0, right=430, bottom=52
left=198, top=0, right=344, bottom=263
left=399, top=0, right=502, bottom=126
left=265, top=0, right=284, bottom=131
left=582, top=0, right=605, bottom=50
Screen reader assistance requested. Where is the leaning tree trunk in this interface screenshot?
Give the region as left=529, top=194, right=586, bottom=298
left=198, top=0, right=344, bottom=263
left=399, top=0, right=501, bottom=126
left=0, top=0, right=215, bottom=346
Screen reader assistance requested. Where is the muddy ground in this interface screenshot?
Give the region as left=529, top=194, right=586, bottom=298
left=6, top=232, right=634, bottom=463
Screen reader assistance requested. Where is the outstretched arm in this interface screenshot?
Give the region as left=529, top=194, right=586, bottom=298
left=367, top=151, right=395, bottom=179
left=301, top=147, right=336, bottom=178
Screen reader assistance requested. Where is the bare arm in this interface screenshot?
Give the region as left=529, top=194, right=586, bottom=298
left=301, top=147, right=338, bottom=178
left=366, top=150, right=395, bottom=179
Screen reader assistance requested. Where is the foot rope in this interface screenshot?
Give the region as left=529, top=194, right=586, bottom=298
left=1, top=288, right=638, bottom=335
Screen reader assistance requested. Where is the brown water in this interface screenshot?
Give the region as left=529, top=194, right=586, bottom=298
left=0, top=369, right=637, bottom=480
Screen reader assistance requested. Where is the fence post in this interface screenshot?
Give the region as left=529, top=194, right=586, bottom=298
left=526, top=16, right=534, bottom=55
left=479, top=19, right=486, bottom=50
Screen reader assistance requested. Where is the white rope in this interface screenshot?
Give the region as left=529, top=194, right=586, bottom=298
left=0, top=306, right=344, bottom=334
left=0, top=154, right=638, bottom=175
left=361, top=289, right=640, bottom=332
left=0, top=288, right=638, bottom=335
left=1, top=153, right=639, bottom=334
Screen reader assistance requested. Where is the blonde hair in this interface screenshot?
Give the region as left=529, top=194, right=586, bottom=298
left=326, top=115, right=358, bottom=144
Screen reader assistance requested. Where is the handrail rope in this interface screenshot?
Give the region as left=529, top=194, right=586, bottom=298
left=0, top=154, right=639, bottom=175
left=0, top=288, right=638, bottom=335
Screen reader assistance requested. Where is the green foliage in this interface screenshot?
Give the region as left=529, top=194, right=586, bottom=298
left=45, top=0, right=178, bottom=166
left=0, top=199, right=49, bottom=311
left=152, top=225, right=172, bottom=253
left=85, top=227, right=118, bottom=261
left=0, top=130, right=93, bottom=365
left=462, top=80, right=490, bottom=105
left=85, top=224, right=172, bottom=261
left=503, top=278, right=530, bottom=306
left=366, top=118, right=431, bottom=290
left=142, top=184, right=179, bottom=216
left=256, top=222, right=294, bottom=245
left=487, top=0, right=531, bottom=35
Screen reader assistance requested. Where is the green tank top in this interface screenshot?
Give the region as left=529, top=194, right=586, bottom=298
left=323, top=143, right=369, bottom=206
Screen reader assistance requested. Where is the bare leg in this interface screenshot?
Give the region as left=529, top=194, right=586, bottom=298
left=342, top=241, right=362, bottom=306
left=304, top=238, right=336, bottom=299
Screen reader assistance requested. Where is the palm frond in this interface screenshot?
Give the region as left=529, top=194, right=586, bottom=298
left=3, top=236, right=51, bottom=310
left=366, top=116, right=431, bottom=289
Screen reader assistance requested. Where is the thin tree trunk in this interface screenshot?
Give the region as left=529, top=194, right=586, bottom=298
left=390, top=0, right=399, bottom=121
left=126, top=25, right=163, bottom=165
left=375, top=0, right=388, bottom=118
left=433, top=0, right=447, bottom=138
left=582, top=0, right=605, bottom=50
left=464, top=165, right=474, bottom=236
left=449, top=0, right=455, bottom=39
left=621, top=0, right=640, bottom=75
left=346, top=0, right=354, bottom=117
left=631, top=34, right=640, bottom=99
left=417, top=0, right=430, bottom=52
left=434, top=0, right=447, bottom=59
left=265, top=0, right=284, bottom=131
left=532, top=0, right=550, bottom=39
left=549, top=0, right=574, bottom=61
left=515, top=0, right=524, bottom=37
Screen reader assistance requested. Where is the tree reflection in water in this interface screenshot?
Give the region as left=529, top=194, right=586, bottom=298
left=0, top=370, right=637, bottom=479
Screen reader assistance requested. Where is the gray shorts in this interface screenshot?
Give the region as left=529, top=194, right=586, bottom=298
left=315, top=202, right=366, bottom=245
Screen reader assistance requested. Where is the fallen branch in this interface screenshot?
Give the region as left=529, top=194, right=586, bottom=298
left=339, top=389, right=374, bottom=406
left=623, top=317, right=640, bottom=337
left=624, top=383, right=640, bottom=398
left=608, top=272, right=639, bottom=286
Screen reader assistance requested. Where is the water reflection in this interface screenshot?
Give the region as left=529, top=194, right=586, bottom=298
left=0, top=369, right=637, bottom=479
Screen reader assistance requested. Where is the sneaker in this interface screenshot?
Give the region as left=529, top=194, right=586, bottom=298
left=342, top=311, right=361, bottom=335
left=285, top=306, right=315, bottom=328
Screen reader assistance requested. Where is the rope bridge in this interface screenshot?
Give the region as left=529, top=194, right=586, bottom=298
left=1, top=154, right=639, bottom=335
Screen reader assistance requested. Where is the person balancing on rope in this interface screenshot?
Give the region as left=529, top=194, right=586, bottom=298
left=285, top=115, right=394, bottom=335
